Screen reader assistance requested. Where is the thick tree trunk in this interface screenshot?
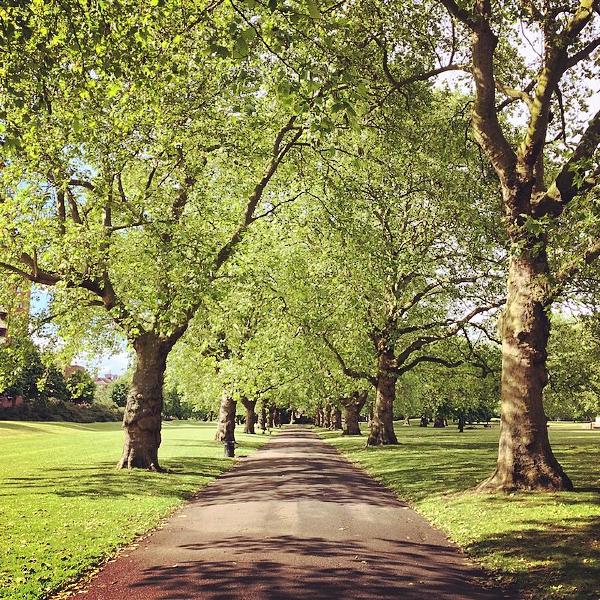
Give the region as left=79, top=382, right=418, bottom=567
left=241, top=398, right=256, bottom=434
left=458, top=414, right=465, bottom=433
left=118, top=333, right=169, bottom=470
left=274, top=408, right=281, bottom=427
left=342, top=391, right=367, bottom=436
left=367, top=353, right=398, bottom=445
left=479, top=251, right=573, bottom=491
left=323, top=403, right=331, bottom=429
left=330, top=406, right=342, bottom=430
left=267, top=405, right=275, bottom=429
left=214, top=391, right=236, bottom=442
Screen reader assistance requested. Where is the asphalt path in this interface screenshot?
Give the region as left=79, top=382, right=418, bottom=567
left=73, top=426, right=509, bottom=600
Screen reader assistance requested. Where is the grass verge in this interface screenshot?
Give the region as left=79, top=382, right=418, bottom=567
left=321, top=423, right=599, bottom=600
left=0, top=420, right=265, bottom=599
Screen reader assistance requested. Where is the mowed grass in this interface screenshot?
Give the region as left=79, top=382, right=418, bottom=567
left=322, top=423, right=600, bottom=600
left=0, top=421, right=265, bottom=600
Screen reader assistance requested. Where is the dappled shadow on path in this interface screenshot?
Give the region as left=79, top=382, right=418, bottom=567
left=186, top=429, right=403, bottom=508
left=90, top=533, right=506, bottom=600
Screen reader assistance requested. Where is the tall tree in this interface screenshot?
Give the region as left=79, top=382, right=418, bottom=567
left=425, top=0, right=600, bottom=490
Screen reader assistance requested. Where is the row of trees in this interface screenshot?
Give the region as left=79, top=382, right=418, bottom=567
left=1, top=0, right=599, bottom=491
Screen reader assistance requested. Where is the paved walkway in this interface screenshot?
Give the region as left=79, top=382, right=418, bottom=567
left=74, top=427, right=508, bottom=599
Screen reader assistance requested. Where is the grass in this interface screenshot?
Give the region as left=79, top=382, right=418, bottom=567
left=0, top=420, right=265, bottom=600
left=321, top=422, right=600, bottom=600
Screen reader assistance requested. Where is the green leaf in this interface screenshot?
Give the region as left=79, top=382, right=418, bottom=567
left=307, top=0, right=321, bottom=19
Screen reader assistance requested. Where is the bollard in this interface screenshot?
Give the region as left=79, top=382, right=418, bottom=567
left=223, top=441, right=235, bottom=457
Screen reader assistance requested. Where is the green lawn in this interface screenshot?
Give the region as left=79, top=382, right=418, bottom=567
left=0, top=421, right=264, bottom=600
left=322, top=423, right=600, bottom=600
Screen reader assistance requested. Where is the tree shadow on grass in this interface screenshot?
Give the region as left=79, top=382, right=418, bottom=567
left=0, top=456, right=229, bottom=500
left=467, top=514, right=600, bottom=600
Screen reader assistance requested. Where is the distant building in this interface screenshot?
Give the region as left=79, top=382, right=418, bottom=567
left=95, top=373, right=119, bottom=386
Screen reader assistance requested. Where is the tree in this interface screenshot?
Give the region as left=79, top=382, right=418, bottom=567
left=110, top=382, right=129, bottom=409
left=424, top=0, right=600, bottom=491
left=66, top=369, right=96, bottom=405
left=0, top=2, right=313, bottom=469
left=265, top=94, right=504, bottom=445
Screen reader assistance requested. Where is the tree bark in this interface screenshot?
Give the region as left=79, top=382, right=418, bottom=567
left=259, top=402, right=267, bottom=433
left=117, top=333, right=169, bottom=470
left=479, top=250, right=573, bottom=491
left=323, top=403, right=331, bottom=429
left=367, top=352, right=399, bottom=445
left=330, top=406, right=342, bottom=430
left=315, top=407, right=323, bottom=427
left=267, top=405, right=275, bottom=429
left=214, top=391, right=236, bottom=442
left=342, top=391, right=367, bottom=436
left=241, top=398, right=256, bottom=434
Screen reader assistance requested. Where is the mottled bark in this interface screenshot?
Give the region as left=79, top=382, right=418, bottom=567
left=323, top=403, right=331, bottom=429
left=315, top=407, right=323, bottom=427
left=214, top=392, right=236, bottom=442
left=479, top=251, right=573, bottom=491
left=117, top=333, right=169, bottom=470
left=367, top=352, right=398, bottom=445
left=342, top=391, right=367, bottom=436
left=330, top=406, right=342, bottom=430
left=267, top=405, right=275, bottom=429
left=259, top=403, right=267, bottom=433
left=241, top=398, right=256, bottom=434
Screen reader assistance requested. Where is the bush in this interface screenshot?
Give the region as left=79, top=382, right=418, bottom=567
left=0, top=398, right=121, bottom=423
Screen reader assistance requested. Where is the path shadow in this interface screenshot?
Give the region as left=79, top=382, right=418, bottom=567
left=126, top=534, right=506, bottom=600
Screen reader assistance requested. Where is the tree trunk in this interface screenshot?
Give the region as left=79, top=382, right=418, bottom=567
left=259, top=403, right=267, bottom=433
left=458, top=414, right=465, bottom=433
left=267, top=405, right=275, bottom=429
left=479, top=251, right=573, bottom=491
left=323, top=403, right=331, bottom=429
left=117, top=333, right=169, bottom=470
left=214, top=391, right=236, bottom=443
left=241, top=398, right=256, bottom=434
left=367, top=352, right=398, bottom=445
left=342, top=391, right=367, bottom=436
left=330, top=406, right=342, bottom=430
left=274, top=408, right=281, bottom=427
left=315, top=407, right=323, bottom=427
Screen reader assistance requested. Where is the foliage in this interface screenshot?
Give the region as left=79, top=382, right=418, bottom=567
left=545, top=316, right=600, bottom=421
left=0, top=421, right=265, bottom=600
left=65, top=370, right=96, bottom=405
left=110, top=382, right=129, bottom=409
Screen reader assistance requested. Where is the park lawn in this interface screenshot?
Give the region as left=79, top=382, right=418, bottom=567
left=0, top=420, right=264, bottom=600
left=322, top=423, right=600, bottom=600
